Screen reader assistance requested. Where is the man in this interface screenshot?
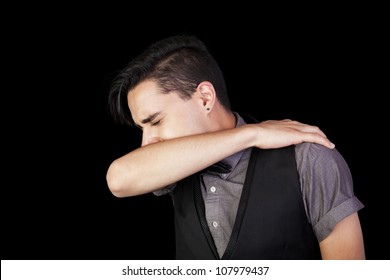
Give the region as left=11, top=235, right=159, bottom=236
left=106, top=34, right=365, bottom=259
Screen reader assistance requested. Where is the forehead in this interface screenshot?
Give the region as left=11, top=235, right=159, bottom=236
left=127, top=80, right=186, bottom=124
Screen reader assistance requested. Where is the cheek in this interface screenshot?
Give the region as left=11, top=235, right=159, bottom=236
left=163, top=115, right=205, bottom=139
left=163, top=101, right=207, bottom=138
left=179, top=114, right=207, bottom=135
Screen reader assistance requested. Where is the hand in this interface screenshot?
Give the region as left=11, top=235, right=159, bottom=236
left=254, top=119, right=335, bottom=149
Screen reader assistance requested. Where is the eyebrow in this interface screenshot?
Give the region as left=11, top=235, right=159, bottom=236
left=136, top=112, right=161, bottom=129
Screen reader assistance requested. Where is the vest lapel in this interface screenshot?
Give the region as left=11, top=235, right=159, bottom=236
left=221, top=148, right=258, bottom=259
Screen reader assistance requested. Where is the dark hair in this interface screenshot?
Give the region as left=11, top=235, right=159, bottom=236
left=107, top=34, right=231, bottom=126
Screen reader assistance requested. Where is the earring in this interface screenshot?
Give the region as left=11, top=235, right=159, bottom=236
left=206, top=108, right=210, bottom=111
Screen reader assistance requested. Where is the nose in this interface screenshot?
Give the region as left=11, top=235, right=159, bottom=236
left=141, top=129, right=161, bottom=146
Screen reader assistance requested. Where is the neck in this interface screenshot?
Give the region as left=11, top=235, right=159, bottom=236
left=209, top=106, right=236, bottom=131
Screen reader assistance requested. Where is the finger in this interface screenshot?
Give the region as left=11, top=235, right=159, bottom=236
left=303, top=133, right=335, bottom=149
left=294, top=124, right=328, bottom=139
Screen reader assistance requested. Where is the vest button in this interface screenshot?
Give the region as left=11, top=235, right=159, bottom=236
left=212, top=221, right=218, bottom=228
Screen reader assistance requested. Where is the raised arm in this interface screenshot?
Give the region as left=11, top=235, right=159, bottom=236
left=106, top=120, right=334, bottom=197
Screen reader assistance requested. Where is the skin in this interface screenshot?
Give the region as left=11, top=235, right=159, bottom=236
left=106, top=79, right=365, bottom=259
left=320, top=213, right=365, bottom=259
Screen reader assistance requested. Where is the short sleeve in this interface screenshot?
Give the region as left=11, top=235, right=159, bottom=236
left=295, top=143, right=364, bottom=242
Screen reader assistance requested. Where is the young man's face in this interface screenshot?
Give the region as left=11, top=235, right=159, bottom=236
left=128, top=80, right=210, bottom=147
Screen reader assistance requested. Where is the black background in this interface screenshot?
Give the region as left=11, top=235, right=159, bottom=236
left=2, top=5, right=386, bottom=260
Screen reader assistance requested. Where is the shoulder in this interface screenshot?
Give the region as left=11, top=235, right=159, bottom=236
left=295, top=142, right=350, bottom=175
left=295, top=142, right=355, bottom=206
left=295, top=142, right=341, bottom=159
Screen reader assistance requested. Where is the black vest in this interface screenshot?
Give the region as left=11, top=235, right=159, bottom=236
left=172, top=146, right=321, bottom=259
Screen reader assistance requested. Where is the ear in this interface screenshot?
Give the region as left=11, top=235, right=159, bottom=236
left=196, top=81, right=216, bottom=112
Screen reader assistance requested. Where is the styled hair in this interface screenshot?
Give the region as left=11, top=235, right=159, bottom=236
left=107, top=34, right=230, bottom=126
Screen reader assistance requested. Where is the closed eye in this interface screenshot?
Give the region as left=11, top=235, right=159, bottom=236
left=151, top=120, right=161, bottom=126
left=135, top=119, right=161, bottom=131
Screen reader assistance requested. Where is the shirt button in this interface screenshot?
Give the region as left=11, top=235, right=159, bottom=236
left=210, top=186, right=216, bottom=193
left=212, top=221, right=218, bottom=228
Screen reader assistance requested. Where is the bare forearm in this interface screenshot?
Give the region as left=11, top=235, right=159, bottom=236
left=106, top=125, right=255, bottom=197
left=106, top=120, right=334, bottom=197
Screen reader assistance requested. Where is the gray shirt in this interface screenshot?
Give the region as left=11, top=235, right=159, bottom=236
left=154, top=113, right=364, bottom=257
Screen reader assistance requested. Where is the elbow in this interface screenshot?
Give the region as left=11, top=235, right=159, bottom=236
left=106, top=180, right=126, bottom=198
left=106, top=161, right=134, bottom=198
left=106, top=170, right=126, bottom=198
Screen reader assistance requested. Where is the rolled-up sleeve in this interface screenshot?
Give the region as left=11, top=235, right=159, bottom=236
left=295, top=143, right=364, bottom=242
